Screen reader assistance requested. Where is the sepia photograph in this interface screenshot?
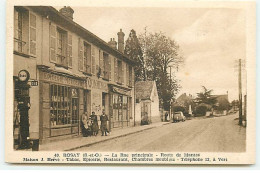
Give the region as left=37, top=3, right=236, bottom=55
left=5, top=0, right=256, bottom=164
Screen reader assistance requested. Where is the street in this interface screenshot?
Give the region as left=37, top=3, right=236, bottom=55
left=75, top=113, right=246, bottom=152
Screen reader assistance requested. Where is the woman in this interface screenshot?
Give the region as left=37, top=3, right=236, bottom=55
left=90, top=112, right=99, bottom=136
left=81, top=113, right=88, bottom=137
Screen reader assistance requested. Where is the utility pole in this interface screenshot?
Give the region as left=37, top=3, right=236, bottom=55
left=169, top=66, right=172, bottom=121
left=238, top=59, right=243, bottom=125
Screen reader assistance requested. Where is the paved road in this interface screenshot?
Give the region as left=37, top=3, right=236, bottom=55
left=75, top=113, right=246, bottom=152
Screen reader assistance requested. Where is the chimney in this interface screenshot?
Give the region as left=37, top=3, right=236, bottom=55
left=117, top=29, right=125, bottom=53
left=59, top=6, right=74, bottom=20
left=108, top=38, right=117, bottom=49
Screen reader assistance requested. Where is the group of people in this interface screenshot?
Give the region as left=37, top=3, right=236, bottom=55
left=81, top=111, right=109, bottom=137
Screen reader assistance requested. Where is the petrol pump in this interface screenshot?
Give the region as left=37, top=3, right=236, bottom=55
left=15, top=70, right=31, bottom=149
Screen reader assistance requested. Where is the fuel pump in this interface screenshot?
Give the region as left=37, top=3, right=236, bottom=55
left=16, top=83, right=31, bottom=149
left=15, top=70, right=31, bottom=149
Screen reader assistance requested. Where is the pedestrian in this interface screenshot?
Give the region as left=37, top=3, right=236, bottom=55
left=90, top=111, right=99, bottom=136
left=81, top=113, right=88, bottom=137
left=86, top=117, right=93, bottom=136
left=165, top=112, right=168, bottom=122
left=100, top=111, right=109, bottom=136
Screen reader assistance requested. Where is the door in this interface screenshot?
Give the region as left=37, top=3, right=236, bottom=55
left=71, top=88, right=79, bottom=134
left=141, top=102, right=150, bottom=125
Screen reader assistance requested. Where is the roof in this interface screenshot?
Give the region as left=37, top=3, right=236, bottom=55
left=176, top=93, right=193, bottom=102
left=135, top=81, right=155, bottom=100
left=27, top=6, right=135, bottom=65
left=212, top=95, right=229, bottom=101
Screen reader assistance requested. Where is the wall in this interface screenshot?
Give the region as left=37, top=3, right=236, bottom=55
left=13, top=9, right=43, bottom=140
left=135, top=102, right=141, bottom=125
left=14, top=7, right=136, bottom=142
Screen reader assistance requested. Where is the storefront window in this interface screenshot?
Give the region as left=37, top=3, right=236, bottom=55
left=113, top=94, right=118, bottom=121
left=50, top=84, right=79, bottom=126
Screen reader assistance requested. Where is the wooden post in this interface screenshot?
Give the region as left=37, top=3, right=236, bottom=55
left=238, top=59, right=243, bottom=125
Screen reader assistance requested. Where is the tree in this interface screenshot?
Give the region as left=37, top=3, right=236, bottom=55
left=124, top=29, right=146, bottom=81
left=196, top=86, right=217, bottom=106
left=138, top=31, right=183, bottom=110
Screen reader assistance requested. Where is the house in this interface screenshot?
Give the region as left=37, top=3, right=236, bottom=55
left=13, top=6, right=135, bottom=148
left=213, top=94, right=230, bottom=115
left=135, top=81, right=160, bottom=125
left=173, top=93, right=194, bottom=116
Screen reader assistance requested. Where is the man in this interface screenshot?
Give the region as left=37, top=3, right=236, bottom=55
left=100, top=111, right=109, bottom=136
left=90, top=112, right=98, bottom=136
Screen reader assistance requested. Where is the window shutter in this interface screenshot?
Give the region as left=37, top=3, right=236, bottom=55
left=67, top=33, right=72, bottom=68
left=91, top=46, right=95, bottom=75
left=14, top=10, right=18, bottom=39
left=78, top=38, right=83, bottom=71
left=87, top=44, right=91, bottom=74
left=126, top=63, right=129, bottom=86
left=29, top=12, right=36, bottom=56
left=108, top=55, right=111, bottom=80
left=122, top=62, right=125, bottom=85
left=99, top=50, right=104, bottom=77
left=49, top=22, right=57, bottom=63
left=114, top=57, right=118, bottom=83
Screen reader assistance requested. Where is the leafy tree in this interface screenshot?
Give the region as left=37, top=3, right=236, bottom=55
left=138, top=31, right=183, bottom=110
left=196, top=86, right=217, bottom=106
left=124, top=29, right=146, bottom=81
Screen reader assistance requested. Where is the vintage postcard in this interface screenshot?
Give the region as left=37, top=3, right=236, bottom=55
left=5, top=0, right=256, bottom=164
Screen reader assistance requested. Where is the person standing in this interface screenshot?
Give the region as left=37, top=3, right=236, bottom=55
left=90, top=112, right=99, bottom=136
left=165, top=112, right=168, bottom=122
left=81, top=113, right=88, bottom=137
left=100, top=111, right=109, bottom=136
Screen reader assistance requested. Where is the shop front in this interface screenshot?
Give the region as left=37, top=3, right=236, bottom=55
left=38, top=67, right=112, bottom=143
left=38, top=68, right=85, bottom=143
left=109, top=85, right=133, bottom=128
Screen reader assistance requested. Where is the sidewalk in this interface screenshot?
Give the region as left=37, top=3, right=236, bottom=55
left=40, top=121, right=170, bottom=151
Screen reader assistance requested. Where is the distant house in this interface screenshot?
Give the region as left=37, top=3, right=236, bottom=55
left=135, top=81, right=160, bottom=125
left=174, top=93, right=194, bottom=115
left=213, top=94, right=230, bottom=115
left=175, top=93, right=193, bottom=107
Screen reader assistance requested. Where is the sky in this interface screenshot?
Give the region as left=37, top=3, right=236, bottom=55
left=58, top=6, right=247, bottom=101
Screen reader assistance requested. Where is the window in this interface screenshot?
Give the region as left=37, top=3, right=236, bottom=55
left=14, top=9, right=24, bottom=53
left=50, top=25, right=72, bottom=68
left=14, top=7, right=36, bottom=56
left=50, top=85, right=71, bottom=126
left=67, top=34, right=72, bottom=68
left=50, top=84, right=79, bottom=127
left=103, top=52, right=110, bottom=80
left=117, top=60, right=122, bottom=84
left=113, top=94, right=119, bottom=121
left=29, top=13, right=36, bottom=55
left=83, top=42, right=91, bottom=74
left=56, top=28, right=68, bottom=67
left=129, top=65, right=133, bottom=86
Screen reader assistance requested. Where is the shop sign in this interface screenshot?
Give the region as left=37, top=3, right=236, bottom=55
left=30, top=80, right=38, bottom=86
left=111, top=87, right=131, bottom=96
left=41, top=72, right=84, bottom=88
left=85, top=78, right=108, bottom=91
left=40, top=72, right=108, bottom=91
left=18, top=70, right=30, bottom=82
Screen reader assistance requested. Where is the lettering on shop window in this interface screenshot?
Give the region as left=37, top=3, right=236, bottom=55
left=41, top=72, right=84, bottom=87
left=41, top=72, right=108, bottom=91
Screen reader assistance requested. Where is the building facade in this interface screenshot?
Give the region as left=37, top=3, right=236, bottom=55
left=135, top=81, right=160, bottom=125
left=13, top=6, right=135, bottom=146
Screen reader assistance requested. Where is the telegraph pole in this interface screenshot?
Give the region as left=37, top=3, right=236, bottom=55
left=238, top=59, right=243, bottom=125
left=169, top=66, right=172, bottom=120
